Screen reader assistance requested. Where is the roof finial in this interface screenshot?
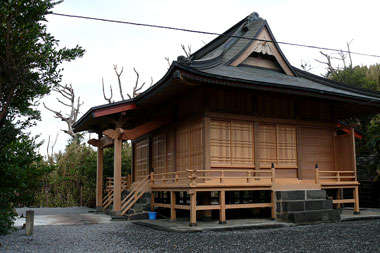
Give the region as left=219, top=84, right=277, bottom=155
left=247, top=12, right=260, bottom=23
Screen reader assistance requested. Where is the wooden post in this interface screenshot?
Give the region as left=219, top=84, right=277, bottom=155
left=271, top=190, right=276, bottom=220
left=151, top=192, right=155, bottom=211
left=354, top=186, right=360, bottom=214
left=113, top=137, right=122, bottom=215
left=351, top=128, right=358, bottom=180
left=314, top=163, right=320, bottom=184
left=271, top=163, right=276, bottom=184
left=96, top=146, right=104, bottom=211
left=219, top=190, right=226, bottom=224
left=25, top=210, right=34, bottom=236
left=170, top=191, right=176, bottom=221
left=336, top=188, right=341, bottom=209
left=189, top=191, right=197, bottom=226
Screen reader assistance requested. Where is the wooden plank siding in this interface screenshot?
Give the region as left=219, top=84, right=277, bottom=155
left=176, top=120, right=204, bottom=172
left=298, top=127, right=335, bottom=179
left=130, top=87, right=357, bottom=184
left=134, top=138, right=149, bottom=181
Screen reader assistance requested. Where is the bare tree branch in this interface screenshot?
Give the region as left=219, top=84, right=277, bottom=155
left=347, top=40, right=353, bottom=68
left=113, top=64, right=125, bottom=100
left=102, top=77, right=113, bottom=103
left=131, top=68, right=145, bottom=97
left=181, top=44, right=192, bottom=58
left=165, top=57, right=171, bottom=69
left=43, top=83, right=82, bottom=139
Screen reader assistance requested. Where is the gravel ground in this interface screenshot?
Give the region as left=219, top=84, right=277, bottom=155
left=1, top=219, right=380, bottom=253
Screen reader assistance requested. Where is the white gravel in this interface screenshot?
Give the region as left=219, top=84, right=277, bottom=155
left=1, top=220, right=380, bottom=252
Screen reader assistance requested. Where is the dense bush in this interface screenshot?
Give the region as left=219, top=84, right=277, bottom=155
left=34, top=141, right=132, bottom=208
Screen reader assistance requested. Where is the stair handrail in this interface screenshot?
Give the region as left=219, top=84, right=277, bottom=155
left=121, top=175, right=149, bottom=206
left=120, top=176, right=150, bottom=215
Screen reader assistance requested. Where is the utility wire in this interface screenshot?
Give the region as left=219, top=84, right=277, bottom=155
left=51, top=12, right=380, bottom=59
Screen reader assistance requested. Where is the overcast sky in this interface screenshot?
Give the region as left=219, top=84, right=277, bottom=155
left=34, top=0, right=380, bottom=156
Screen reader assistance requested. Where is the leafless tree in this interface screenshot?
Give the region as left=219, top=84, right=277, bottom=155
left=102, top=77, right=113, bottom=103
left=46, top=132, right=59, bottom=159
left=128, top=68, right=145, bottom=99
left=165, top=57, right=171, bottom=68
left=101, top=65, right=152, bottom=103
left=43, top=83, right=83, bottom=139
left=315, top=40, right=354, bottom=75
left=165, top=44, right=193, bottom=69
left=181, top=44, right=192, bottom=58
left=113, top=65, right=125, bottom=100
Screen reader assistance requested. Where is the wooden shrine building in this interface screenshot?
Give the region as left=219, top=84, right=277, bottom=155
left=73, top=12, right=380, bottom=224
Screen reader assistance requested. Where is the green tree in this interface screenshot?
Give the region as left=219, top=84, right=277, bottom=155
left=0, top=0, right=84, bottom=125
left=0, top=0, right=84, bottom=234
left=326, top=63, right=380, bottom=179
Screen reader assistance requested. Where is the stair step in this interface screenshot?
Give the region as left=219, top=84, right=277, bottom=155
left=277, top=199, right=333, bottom=213
left=278, top=209, right=340, bottom=224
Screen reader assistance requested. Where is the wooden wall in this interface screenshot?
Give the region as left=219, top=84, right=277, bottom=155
left=209, top=119, right=254, bottom=168
left=132, top=118, right=204, bottom=181
left=131, top=87, right=357, bottom=182
left=206, top=87, right=334, bottom=122
left=207, top=115, right=341, bottom=180
left=297, top=127, right=335, bottom=179
left=176, top=119, right=204, bottom=171
left=335, top=133, right=355, bottom=172
left=134, top=138, right=149, bottom=181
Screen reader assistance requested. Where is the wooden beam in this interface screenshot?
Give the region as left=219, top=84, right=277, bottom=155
left=96, top=146, right=104, bottom=210
left=219, top=190, right=226, bottom=224
left=112, top=137, right=122, bottom=215
left=225, top=203, right=272, bottom=209
left=88, top=136, right=114, bottom=148
left=170, top=191, right=176, bottom=221
left=104, top=128, right=124, bottom=140
left=197, top=205, right=220, bottom=211
left=333, top=199, right=355, bottom=204
left=93, top=103, right=137, bottom=118
left=88, top=138, right=101, bottom=147
left=121, top=121, right=169, bottom=140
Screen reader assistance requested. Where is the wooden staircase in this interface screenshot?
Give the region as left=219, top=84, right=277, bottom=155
left=121, top=175, right=151, bottom=216
left=102, top=175, right=132, bottom=210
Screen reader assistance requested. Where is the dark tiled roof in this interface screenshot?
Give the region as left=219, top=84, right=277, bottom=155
left=73, top=12, right=380, bottom=133
left=183, top=12, right=380, bottom=102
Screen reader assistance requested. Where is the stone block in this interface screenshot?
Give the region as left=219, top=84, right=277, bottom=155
left=306, top=190, right=327, bottom=200
left=281, top=201, right=305, bottom=212
left=285, top=210, right=340, bottom=224
left=276, top=191, right=305, bottom=201
left=305, top=200, right=332, bottom=211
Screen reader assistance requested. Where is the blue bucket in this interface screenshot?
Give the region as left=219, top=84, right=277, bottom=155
left=148, top=211, right=157, bottom=220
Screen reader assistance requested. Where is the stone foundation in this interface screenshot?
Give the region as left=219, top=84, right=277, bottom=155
left=276, top=190, right=340, bottom=224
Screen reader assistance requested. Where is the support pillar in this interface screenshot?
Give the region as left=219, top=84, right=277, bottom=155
left=112, top=137, right=122, bottom=216
left=96, top=146, right=104, bottom=211
left=190, top=191, right=197, bottom=226
left=219, top=190, right=226, bottom=224
left=271, top=190, right=276, bottom=220
left=354, top=186, right=360, bottom=214
left=336, top=188, right=342, bottom=209
left=170, top=191, right=176, bottom=221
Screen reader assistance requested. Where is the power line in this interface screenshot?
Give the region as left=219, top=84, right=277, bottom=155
left=51, top=12, right=380, bottom=59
